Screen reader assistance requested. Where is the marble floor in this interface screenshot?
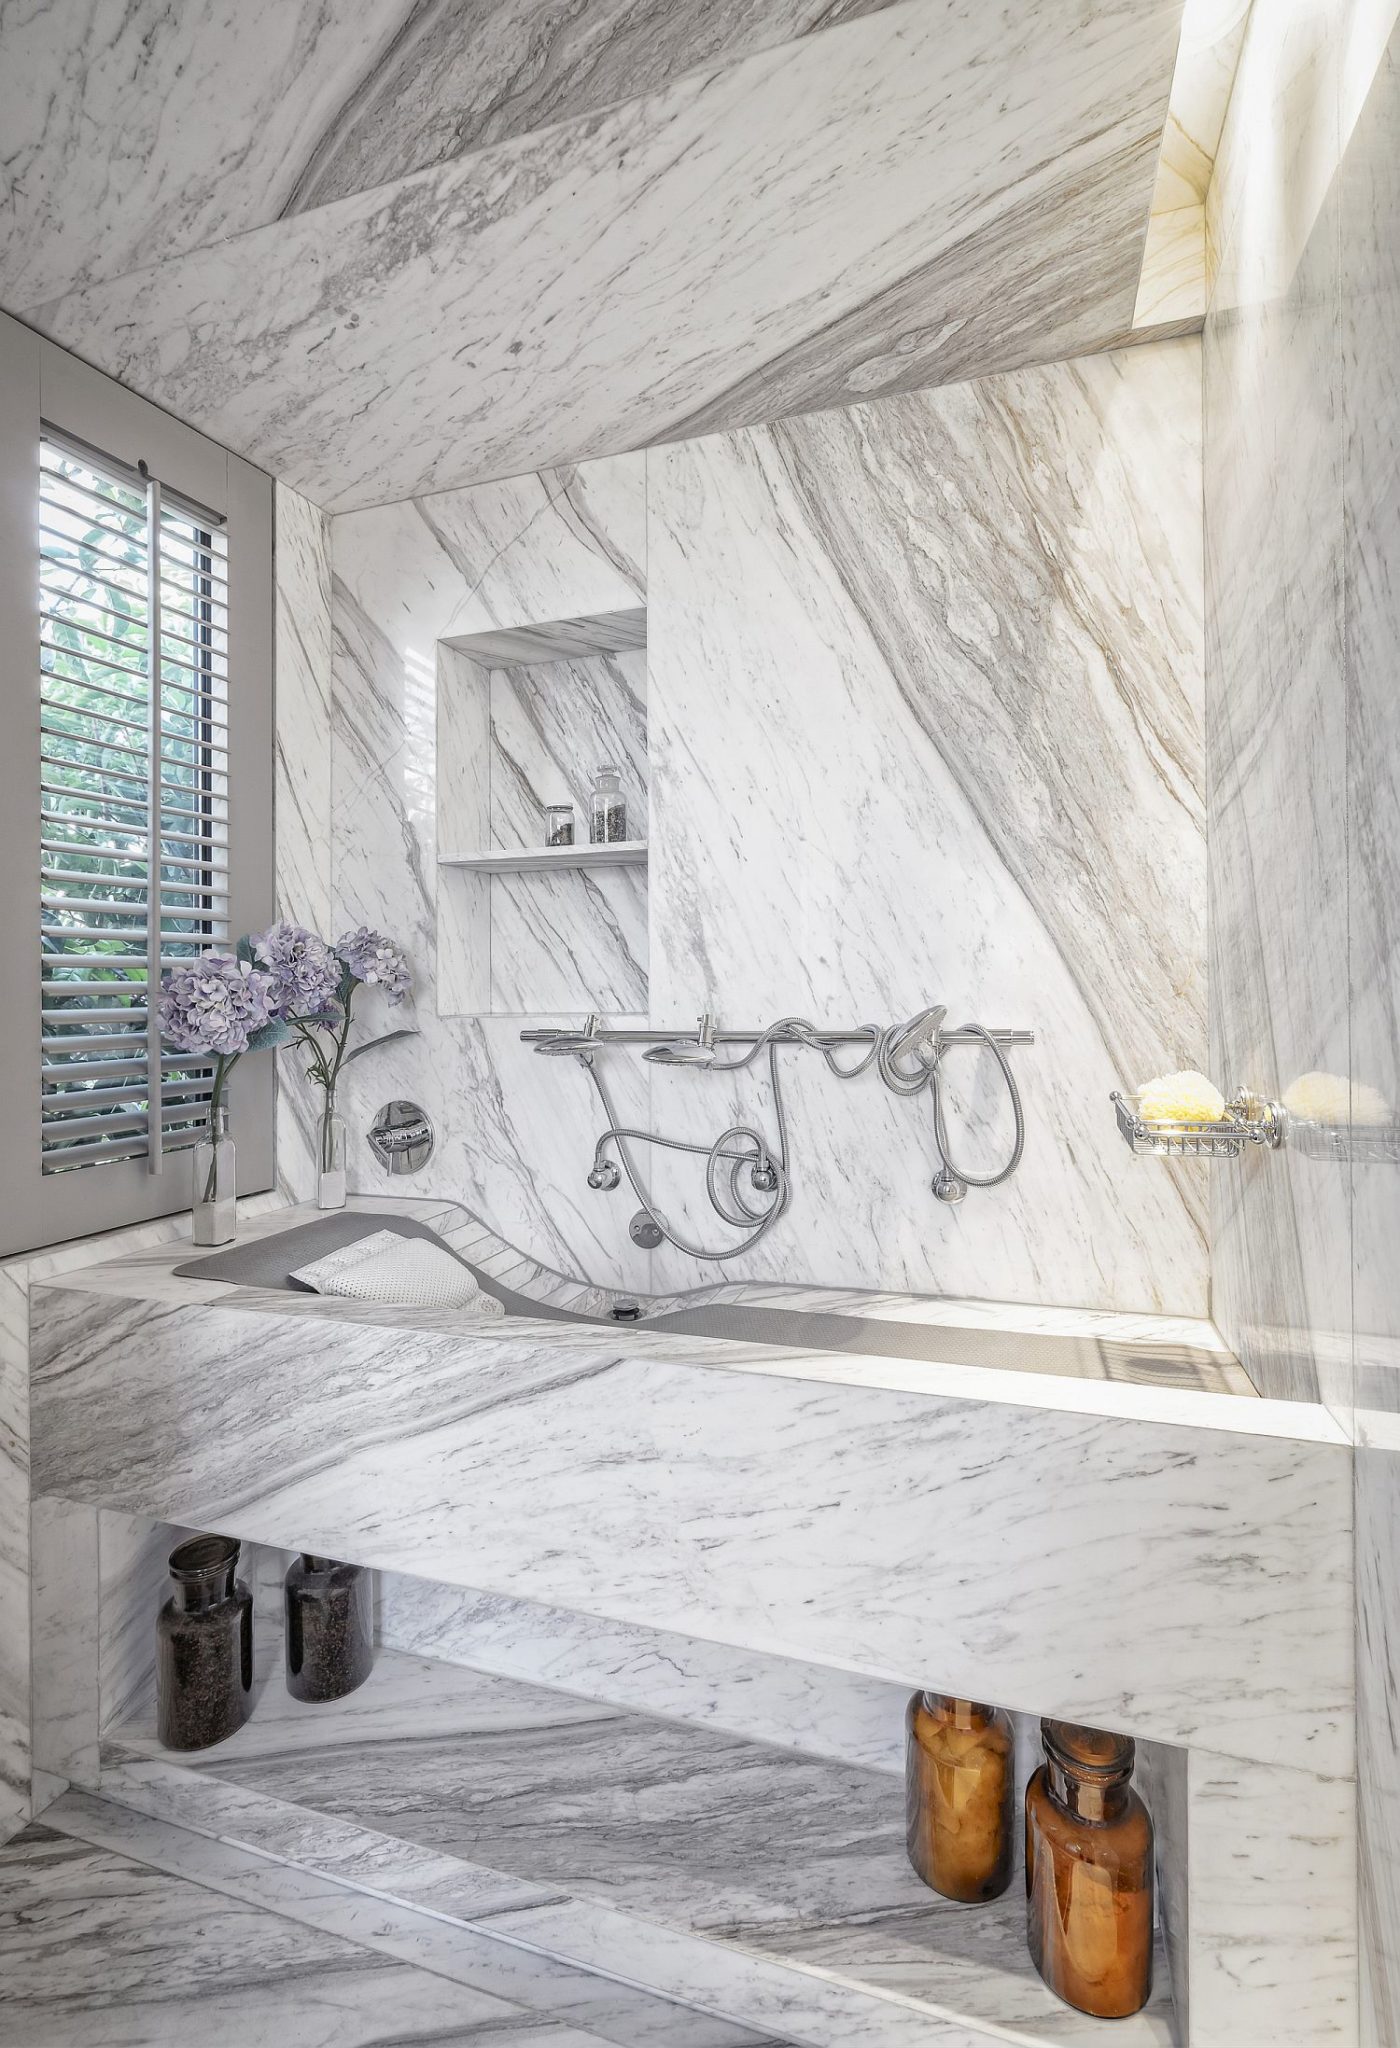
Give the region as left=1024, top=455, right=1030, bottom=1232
left=0, top=1795, right=793, bottom=2048
left=101, top=1647, right=1178, bottom=2047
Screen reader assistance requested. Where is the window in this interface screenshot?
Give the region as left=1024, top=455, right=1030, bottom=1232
left=39, top=434, right=229, bottom=1171
left=0, top=314, right=273, bottom=1254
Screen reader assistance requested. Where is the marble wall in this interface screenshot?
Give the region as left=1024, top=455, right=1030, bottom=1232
left=326, top=340, right=1208, bottom=1313
left=1344, top=12, right=1400, bottom=2039
left=272, top=484, right=334, bottom=1201
left=1203, top=0, right=1400, bottom=2035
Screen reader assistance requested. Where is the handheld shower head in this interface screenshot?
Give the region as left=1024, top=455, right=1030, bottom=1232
left=644, top=1012, right=719, bottom=1067
left=535, top=1012, right=606, bottom=1057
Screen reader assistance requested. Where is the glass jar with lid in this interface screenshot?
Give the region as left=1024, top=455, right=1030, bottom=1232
left=589, top=765, right=627, bottom=844
left=906, top=1691, right=1015, bottom=1902
left=156, top=1534, right=253, bottom=1751
left=1025, top=1718, right=1155, bottom=2018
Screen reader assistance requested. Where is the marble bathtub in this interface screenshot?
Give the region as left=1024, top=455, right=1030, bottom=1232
left=171, top=1204, right=1255, bottom=1396
left=28, top=1197, right=1349, bottom=1775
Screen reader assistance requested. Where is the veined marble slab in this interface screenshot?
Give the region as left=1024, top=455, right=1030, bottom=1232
left=644, top=342, right=1208, bottom=1308
left=1205, top=0, right=1352, bottom=1416
left=273, top=481, right=334, bottom=1203
left=0, top=1194, right=288, bottom=1841
left=0, top=0, right=909, bottom=311
left=447, top=609, right=648, bottom=666
left=25, top=2, right=1184, bottom=507
left=28, top=1204, right=1350, bottom=1774
left=378, top=1578, right=912, bottom=1776
left=4, top=1795, right=781, bottom=2048
left=1340, top=9, right=1400, bottom=2041
left=327, top=347, right=1211, bottom=1314
left=96, top=1650, right=1178, bottom=2048
left=329, top=452, right=655, bottom=1291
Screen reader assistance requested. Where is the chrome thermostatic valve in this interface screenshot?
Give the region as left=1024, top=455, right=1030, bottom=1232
left=367, top=1100, right=434, bottom=1174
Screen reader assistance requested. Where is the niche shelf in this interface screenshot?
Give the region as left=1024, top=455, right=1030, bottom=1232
left=435, top=604, right=649, bottom=1017
left=439, top=840, right=648, bottom=875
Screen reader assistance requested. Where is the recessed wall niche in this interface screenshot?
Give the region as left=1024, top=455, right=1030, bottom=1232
left=437, top=606, right=648, bottom=1016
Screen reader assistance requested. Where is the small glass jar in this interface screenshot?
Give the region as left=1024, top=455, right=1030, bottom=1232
left=545, top=803, right=575, bottom=847
left=317, top=1093, right=347, bottom=1211
left=192, top=1103, right=236, bottom=1246
left=157, top=1534, right=253, bottom=1751
left=906, top=1691, right=1015, bottom=1902
left=284, top=1553, right=375, bottom=1703
left=1025, top=1719, right=1155, bottom=2019
left=589, top=765, right=627, bottom=844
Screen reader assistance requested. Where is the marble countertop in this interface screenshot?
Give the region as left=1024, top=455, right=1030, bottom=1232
left=26, top=1195, right=1334, bottom=1442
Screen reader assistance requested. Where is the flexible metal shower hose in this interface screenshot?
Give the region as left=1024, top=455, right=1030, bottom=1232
left=581, top=1006, right=1025, bottom=1263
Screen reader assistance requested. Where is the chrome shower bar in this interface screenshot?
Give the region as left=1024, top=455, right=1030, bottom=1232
left=521, top=1023, right=1035, bottom=1049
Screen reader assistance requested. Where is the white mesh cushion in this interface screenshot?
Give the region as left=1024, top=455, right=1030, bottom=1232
left=290, top=1228, right=506, bottom=1315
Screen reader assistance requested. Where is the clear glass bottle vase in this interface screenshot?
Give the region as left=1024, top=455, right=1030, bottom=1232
left=317, top=1095, right=347, bottom=1211
left=192, top=1104, right=236, bottom=1247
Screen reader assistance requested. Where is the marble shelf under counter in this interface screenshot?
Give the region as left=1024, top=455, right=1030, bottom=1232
left=27, top=1199, right=1352, bottom=1777
left=95, top=1646, right=1179, bottom=2048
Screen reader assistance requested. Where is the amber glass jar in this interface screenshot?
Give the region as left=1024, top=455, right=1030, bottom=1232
left=1025, top=1719, right=1154, bottom=2018
left=905, top=1692, right=1015, bottom=1902
left=156, top=1534, right=253, bottom=1751
left=285, top=1554, right=375, bottom=1703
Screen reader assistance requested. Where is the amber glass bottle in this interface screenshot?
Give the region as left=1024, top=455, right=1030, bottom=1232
left=905, top=1692, right=1015, bottom=1902
left=1025, top=1719, right=1154, bottom=2018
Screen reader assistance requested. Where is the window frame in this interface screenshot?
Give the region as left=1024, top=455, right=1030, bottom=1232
left=0, top=312, right=274, bottom=1255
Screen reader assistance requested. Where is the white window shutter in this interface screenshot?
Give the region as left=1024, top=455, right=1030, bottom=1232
left=39, top=433, right=231, bottom=1171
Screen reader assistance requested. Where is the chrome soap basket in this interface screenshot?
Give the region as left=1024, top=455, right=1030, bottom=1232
left=1111, top=1089, right=1285, bottom=1160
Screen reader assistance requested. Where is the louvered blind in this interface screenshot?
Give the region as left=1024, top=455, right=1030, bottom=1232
left=39, top=432, right=230, bottom=1172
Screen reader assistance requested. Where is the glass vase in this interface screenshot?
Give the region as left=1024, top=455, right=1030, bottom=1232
left=192, top=1104, right=236, bottom=1246
left=317, top=1096, right=347, bottom=1211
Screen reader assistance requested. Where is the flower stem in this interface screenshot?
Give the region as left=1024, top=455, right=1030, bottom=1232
left=200, top=1054, right=236, bottom=1207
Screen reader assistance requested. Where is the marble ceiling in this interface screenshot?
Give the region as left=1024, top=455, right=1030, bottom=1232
left=1, top=0, right=1191, bottom=509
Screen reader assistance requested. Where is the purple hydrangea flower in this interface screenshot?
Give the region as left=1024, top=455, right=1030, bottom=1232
left=253, top=920, right=341, bottom=1019
left=335, top=927, right=411, bottom=1005
left=157, top=953, right=273, bottom=1058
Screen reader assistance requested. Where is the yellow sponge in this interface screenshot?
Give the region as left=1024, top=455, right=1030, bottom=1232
left=1137, top=1070, right=1226, bottom=1124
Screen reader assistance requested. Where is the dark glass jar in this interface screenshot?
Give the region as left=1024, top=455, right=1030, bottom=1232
left=1025, top=1719, right=1154, bottom=2018
left=156, top=1534, right=253, bottom=1751
left=285, top=1554, right=375, bottom=1703
left=906, top=1691, right=1015, bottom=1902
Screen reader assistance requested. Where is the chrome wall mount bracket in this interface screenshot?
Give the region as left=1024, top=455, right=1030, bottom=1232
left=628, top=1211, right=665, bottom=1249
